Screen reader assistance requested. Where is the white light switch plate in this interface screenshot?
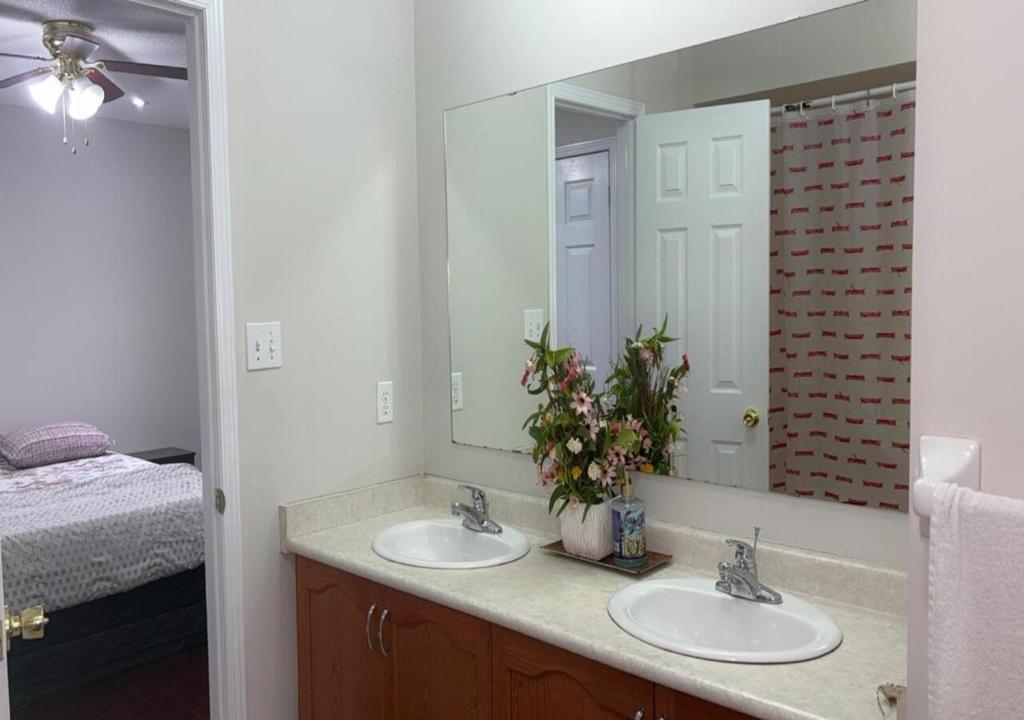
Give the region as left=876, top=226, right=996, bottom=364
left=451, top=372, right=464, bottom=411
left=523, top=309, right=544, bottom=342
left=246, top=321, right=282, bottom=370
left=377, top=381, right=394, bottom=424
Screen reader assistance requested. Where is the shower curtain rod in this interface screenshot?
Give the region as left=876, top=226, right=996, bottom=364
left=770, top=80, right=916, bottom=116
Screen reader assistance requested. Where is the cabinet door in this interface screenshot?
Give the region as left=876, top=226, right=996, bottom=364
left=654, top=684, right=756, bottom=720
left=492, top=626, right=653, bottom=720
left=296, top=557, right=383, bottom=720
left=380, top=586, right=492, bottom=720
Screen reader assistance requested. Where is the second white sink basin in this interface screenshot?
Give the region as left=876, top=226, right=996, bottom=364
left=372, top=518, right=530, bottom=569
left=608, top=578, right=842, bottom=663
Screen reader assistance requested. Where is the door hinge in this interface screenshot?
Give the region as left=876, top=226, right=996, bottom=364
left=214, top=488, right=226, bottom=514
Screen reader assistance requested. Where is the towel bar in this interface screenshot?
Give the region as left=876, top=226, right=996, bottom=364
left=911, top=435, right=981, bottom=521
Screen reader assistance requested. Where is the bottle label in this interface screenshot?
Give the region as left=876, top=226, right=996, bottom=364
left=613, top=506, right=646, bottom=560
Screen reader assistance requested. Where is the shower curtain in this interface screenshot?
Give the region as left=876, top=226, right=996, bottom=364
left=768, top=93, right=915, bottom=511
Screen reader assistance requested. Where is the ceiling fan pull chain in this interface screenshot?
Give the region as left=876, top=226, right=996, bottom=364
left=61, top=92, right=68, bottom=146
left=84, top=119, right=90, bottom=148
left=71, top=117, right=77, bottom=155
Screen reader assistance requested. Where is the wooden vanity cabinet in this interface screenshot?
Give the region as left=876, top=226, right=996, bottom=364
left=296, top=557, right=754, bottom=720
left=296, top=557, right=491, bottom=720
left=380, top=583, right=491, bottom=720
left=655, top=684, right=757, bottom=720
left=296, top=556, right=384, bottom=719
left=492, top=626, right=652, bottom=719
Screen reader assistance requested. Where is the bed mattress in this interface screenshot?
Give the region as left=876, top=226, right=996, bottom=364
left=0, top=453, right=204, bottom=612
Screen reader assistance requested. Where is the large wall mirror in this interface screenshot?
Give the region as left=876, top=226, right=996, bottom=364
left=445, top=0, right=916, bottom=512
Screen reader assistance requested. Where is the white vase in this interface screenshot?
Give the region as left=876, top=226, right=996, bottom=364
left=559, top=500, right=614, bottom=561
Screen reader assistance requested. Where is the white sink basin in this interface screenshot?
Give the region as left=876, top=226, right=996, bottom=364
left=608, top=578, right=842, bottom=663
left=372, top=518, right=530, bottom=569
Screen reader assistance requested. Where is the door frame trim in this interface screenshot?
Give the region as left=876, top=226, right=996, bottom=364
left=124, top=0, right=246, bottom=717
left=546, top=83, right=645, bottom=347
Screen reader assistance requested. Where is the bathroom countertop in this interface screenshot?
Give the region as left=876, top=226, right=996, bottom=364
left=286, top=505, right=905, bottom=720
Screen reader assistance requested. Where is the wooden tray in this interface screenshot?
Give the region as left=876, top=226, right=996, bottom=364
left=540, top=539, right=672, bottom=576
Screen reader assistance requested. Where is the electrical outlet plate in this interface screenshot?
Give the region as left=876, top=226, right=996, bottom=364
left=451, top=372, right=464, bottom=411
left=246, top=321, right=282, bottom=370
left=377, top=381, right=394, bottom=424
left=523, top=309, right=544, bottom=342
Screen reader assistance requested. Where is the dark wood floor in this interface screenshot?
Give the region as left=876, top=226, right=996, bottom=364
left=14, top=646, right=209, bottom=720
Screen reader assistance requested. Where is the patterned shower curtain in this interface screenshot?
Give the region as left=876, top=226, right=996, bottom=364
left=768, top=93, right=915, bottom=511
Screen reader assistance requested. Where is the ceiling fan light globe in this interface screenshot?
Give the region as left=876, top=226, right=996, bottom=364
left=68, top=77, right=104, bottom=120
left=28, top=74, right=64, bottom=114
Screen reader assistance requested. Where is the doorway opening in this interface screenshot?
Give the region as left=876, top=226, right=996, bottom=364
left=548, top=85, right=644, bottom=386
left=0, top=0, right=243, bottom=717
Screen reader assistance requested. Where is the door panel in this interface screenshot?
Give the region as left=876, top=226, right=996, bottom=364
left=556, top=150, right=614, bottom=383
left=492, top=626, right=652, bottom=720
left=296, top=558, right=382, bottom=720
left=654, top=684, right=756, bottom=720
left=381, top=586, right=491, bottom=720
left=636, top=101, right=770, bottom=489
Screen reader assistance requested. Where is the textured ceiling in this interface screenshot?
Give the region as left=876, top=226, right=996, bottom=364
left=0, top=0, right=189, bottom=129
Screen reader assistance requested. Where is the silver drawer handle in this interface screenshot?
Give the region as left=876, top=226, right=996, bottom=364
left=633, top=710, right=645, bottom=720
left=378, top=608, right=390, bottom=656
left=365, top=603, right=377, bottom=651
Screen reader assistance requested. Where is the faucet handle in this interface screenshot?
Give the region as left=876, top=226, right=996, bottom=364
left=458, top=484, right=489, bottom=512
left=725, top=527, right=763, bottom=566
left=724, top=537, right=755, bottom=566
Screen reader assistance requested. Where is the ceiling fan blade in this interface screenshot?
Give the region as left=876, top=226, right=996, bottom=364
left=86, top=69, right=125, bottom=103
left=0, top=52, right=50, bottom=62
left=98, top=60, right=187, bottom=81
left=61, top=34, right=100, bottom=61
left=0, top=66, right=51, bottom=89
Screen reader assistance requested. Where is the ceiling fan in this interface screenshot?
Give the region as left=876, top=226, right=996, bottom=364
left=0, top=19, right=187, bottom=122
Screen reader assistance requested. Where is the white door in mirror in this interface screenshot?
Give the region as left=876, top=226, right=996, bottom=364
left=635, top=101, right=770, bottom=489
left=608, top=578, right=841, bottom=663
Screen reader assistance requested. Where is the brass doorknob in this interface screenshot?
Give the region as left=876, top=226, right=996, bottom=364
left=742, top=408, right=760, bottom=428
left=5, top=605, right=48, bottom=651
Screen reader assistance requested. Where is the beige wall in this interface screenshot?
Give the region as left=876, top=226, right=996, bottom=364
left=906, top=0, right=1024, bottom=715
left=225, top=0, right=420, bottom=717
left=447, top=88, right=549, bottom=450
left=417, top=0, right=910, bottom=569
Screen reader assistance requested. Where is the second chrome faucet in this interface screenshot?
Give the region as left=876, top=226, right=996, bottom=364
left=715, top=527, right=782, bottom=604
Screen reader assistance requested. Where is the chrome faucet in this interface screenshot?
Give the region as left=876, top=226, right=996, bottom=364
left=451, top=484, right=503, bottom=534
left=715, top=527, right=782, bottom=604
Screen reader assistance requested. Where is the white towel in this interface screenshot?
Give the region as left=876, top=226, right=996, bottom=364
left=929, top=482, right=1024, bottom=719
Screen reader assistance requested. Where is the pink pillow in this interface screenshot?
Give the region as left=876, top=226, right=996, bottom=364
left=0, top=423, right=113, bottom=469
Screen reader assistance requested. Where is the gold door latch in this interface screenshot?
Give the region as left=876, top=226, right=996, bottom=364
left=742, top=408, right=760, bottom=428
left=5, top=605, right=48, bottom=651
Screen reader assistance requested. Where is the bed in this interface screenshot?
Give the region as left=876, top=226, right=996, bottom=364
left=0, top=452, right=206, bottom=706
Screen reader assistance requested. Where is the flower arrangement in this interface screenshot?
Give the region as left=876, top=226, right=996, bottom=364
left=606, top=318, right=690, bottom=476
left=521, top=324, right=638, bottom=518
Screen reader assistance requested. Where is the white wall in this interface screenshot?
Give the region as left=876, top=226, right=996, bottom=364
left=684, top=0, right=915, bottom=105
left=906, top=0, right=1024, bottom=715
left=448, top=87, right=549, bottom=450
left=566, top=0, right=915, bottom=110
left=555, top=108, right=624, bottom=146
left=0, top=104, right=199, bottom=457
left=224, top=0, right=421, bottom=717
left=417, top=0, right=909, bottom=569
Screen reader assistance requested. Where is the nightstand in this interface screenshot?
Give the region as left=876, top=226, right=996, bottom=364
left=129, top=447, right=197, bottom=466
